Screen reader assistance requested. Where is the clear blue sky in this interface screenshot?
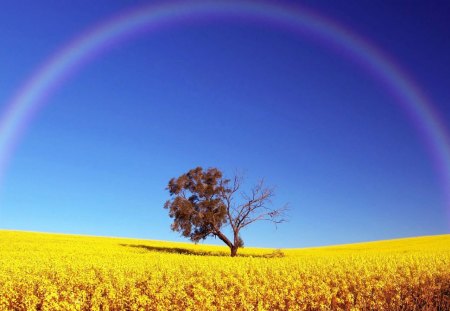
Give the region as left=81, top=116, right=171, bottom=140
left=0, top=0, right=449, bottom=248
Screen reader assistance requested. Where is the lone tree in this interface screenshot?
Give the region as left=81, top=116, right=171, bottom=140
left=164, top=167, right=288, bottom=257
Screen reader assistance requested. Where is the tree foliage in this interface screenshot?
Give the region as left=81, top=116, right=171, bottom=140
left=164, top=167, right=288, bottom=256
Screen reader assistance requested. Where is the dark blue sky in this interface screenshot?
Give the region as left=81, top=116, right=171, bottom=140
left=0, top=1, right=449, bottom=247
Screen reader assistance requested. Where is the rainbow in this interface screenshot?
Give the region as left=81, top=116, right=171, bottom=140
left=1, top=1, right=449, bottom=220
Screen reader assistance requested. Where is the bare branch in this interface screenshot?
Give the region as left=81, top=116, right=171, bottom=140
left=234, top=179, right=278, bottom=229
left=239, top=203, right=289, bottom=229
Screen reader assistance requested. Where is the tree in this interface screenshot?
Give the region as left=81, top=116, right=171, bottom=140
left=164, top=167, right=288, bottom=257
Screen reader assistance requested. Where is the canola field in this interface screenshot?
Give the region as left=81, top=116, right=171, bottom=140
left=0, top=230, right=449, bottom=310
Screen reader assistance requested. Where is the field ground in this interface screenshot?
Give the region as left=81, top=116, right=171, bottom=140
left=0, top=230, right=449, bottom=310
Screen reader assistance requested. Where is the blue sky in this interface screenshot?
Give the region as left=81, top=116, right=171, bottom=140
left=0, top=0, right=449, bottom=248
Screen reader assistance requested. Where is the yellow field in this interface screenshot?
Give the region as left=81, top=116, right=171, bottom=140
left=0, top=230, right=449, bottom=310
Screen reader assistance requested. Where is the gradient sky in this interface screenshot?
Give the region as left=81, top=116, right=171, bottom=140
left=0, top=0, right=449, bottom=248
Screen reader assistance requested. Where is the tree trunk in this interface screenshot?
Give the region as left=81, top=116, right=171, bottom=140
left=230, top=245, right=238, bottom=257
left=230, top=229, right=240, bottom=257
left=216, top=230, right=233, bottom=249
